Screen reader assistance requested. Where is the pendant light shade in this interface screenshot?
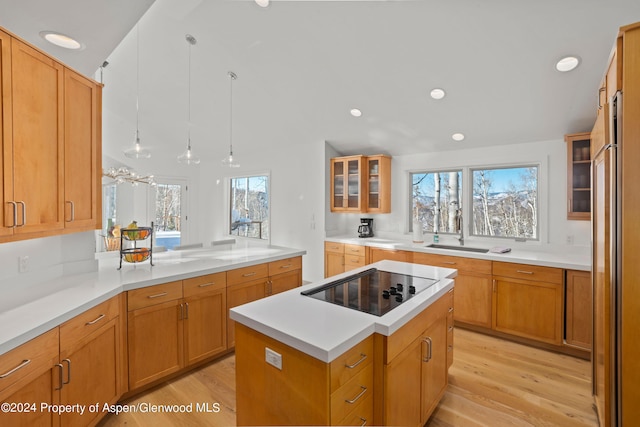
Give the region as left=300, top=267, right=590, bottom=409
left=124, top=25, right=151, bottom=160
left=222, top=71, right=240, bottom=168
left=178, top=34, right=200, bottom=165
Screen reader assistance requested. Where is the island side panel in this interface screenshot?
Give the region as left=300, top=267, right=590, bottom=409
left=235, top=323, right=331, bottom=425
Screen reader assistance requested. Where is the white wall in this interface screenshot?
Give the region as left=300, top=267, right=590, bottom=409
left=327, top=139, right=591, bottom=249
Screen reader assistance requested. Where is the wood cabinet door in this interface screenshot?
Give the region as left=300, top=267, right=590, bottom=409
left=421, top=315, right=448, bottom=422
left=59, top=317, right=120, bottom=427
left=565, top=270, right=592, bottom=349
left=128, top=300, right=184, bottom=390
left=366, top=155, right=391, bottom=213
left=0, top=369, right=59, bottom=427
left=331, top=156, right=365, bottom=212
left=369, top=248, right=409, bottom=263
left=269, top=268, right=301, bottom=295
left=492, top=276, right=563, bottom=345
left=226, top=278, right=266, bottom=348
left=325, top=251, right=344, bottom=278
left=184, top=289, right=227, bottom=366
left=64, top=69, right=100, bottom=231
left=383, top=335, right=422, bottom=427
left=453, top=272, right=493, bottom=328
left=0, top=30, right=12, bottom=238
left=11, top=38, right=64, bottom=235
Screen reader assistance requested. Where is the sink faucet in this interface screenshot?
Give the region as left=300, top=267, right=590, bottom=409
left=456, top=209, right=464, bottom=246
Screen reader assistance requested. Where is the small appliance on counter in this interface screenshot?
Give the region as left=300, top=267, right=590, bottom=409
left=358, top=218, right=374, bottom=238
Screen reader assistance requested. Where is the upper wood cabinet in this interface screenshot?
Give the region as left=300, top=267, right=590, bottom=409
left=330, top=154, right=391, bottom=213
left=565, top=132, right=591, bottom=220
left=0, top=27, right=102, bottom=243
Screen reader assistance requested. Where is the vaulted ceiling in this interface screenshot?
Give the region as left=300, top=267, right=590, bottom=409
left=2, top=0, right=640, bottom=158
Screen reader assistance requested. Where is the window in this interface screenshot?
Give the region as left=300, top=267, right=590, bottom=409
left=103, top=183, right=117, bottom=232
left=153, top=181, right=185, bottom=250
left=410, top=170, right=462, bottom=233
left=471, top=165, right=538, bottom=239
left=229, top=174, right=269, bottom=240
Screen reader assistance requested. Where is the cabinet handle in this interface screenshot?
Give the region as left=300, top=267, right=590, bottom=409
left=359, top=417, right=367, bottom=427
left=147, top=292, right=168, bottom=299
left=267, top=280, right=273, bottom=295
left=18, top=201, right=26, bottom=227
left=179, top=303, right=184, bottom=320
left=422, top=337, right=433, bottom=362
left=568, top=198, right=572, bottom=213
left=448, top=325, right=454, bottom=332
left=279, top=264, right=292, bottom=269
left=65, top=201, right=75, bottom=222
left=0, top=359, right=31, bottom=378
left=62, top=359, right=71, bottom=385
left=448, top=307, right=454, bottom=313
left=198, top=282, right=216, bottom=287
left=85, top=314, right=105, bottom=326
left=448, top=345, right=453, bottom=353
left=598, top=87, right=605, bottom=110
left=448, top=288, right=454, bottom=294
left=184, top=303, right=189, bottom=320
left=442, top=261, right=456, bottom=265
left=349, top=258, right=360, bottom=263
left=6, top=201, right=17, bottom=228
left=345, top=353, right=367, bottom=369
left=55, top=363, right=64, bottom=390
left=345, top=386, right=367, bottom=404
left=493, top=279, right=496, bottom=293
left=242, top=272, right=257, bottom=277
left=516, top=270, right=534, bottom=275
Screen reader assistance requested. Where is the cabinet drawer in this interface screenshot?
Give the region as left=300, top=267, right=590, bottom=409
left=330, top=365, right=373, bottom=424
left=183, top=272, right=226, bottom=298
left=493, top=262, right=563, bottom=284
left=414, top=252, right=491, bottom=274
left=344, top=244, right=366, bottom=257
left=330, top=335, right=373, bottom=393
left=268, top=256, right=302, bottom=276
left=128, top=281, right=183, bottom=311
left=325, top=242, right=345, bottom=254
left=60, top=295, right=120, bottom=348
left=0, top=328, right=59, bottom=398
left=335, top=393, right=373, bottom=426
left=344, top=255, right=366, bottom=270
left=227, top=263, right=269, bottom=285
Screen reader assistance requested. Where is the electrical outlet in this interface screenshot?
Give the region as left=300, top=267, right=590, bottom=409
left=566, top=235, right=574, bottom=245
left=265, top=347, right=282, bottom=370
left=19, top=256, right=29, bottom=273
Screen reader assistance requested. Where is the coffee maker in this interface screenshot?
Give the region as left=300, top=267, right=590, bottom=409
left=358, top=218, right=374, bottom=238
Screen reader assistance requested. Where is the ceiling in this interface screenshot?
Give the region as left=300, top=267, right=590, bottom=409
left=2, top=0, right=640, bottom=158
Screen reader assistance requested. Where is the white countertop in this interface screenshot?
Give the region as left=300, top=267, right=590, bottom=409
left=230, top=260, right=456, bottom=363
left=326, top=235, right=591, bottom=271
left=0, top=245, right=305, bottom=356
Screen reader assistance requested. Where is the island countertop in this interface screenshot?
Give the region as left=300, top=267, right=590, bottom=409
left=230, top=260, right=456, bottom=363
left=0, top=244, right=305, bottom=356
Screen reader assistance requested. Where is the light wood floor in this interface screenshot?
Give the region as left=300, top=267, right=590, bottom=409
left=98, top=328, right=597, bottom=427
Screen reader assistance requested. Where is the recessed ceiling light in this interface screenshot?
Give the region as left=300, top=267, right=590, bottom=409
left=452, top=133, right=465, bottom=141
left=555, top=56, right=580, bottom=72
left=39, top=31, right=83, bottom=50
left=430, top=88, right=446, bottom=100
left=255, top=0, right=270, bottom=7
left=350, top=108, right=362, bottom=117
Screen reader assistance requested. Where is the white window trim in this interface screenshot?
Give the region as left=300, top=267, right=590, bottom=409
left=147, top=176, right=189, bottom=245
left=225, top=170, right=271, bottom=243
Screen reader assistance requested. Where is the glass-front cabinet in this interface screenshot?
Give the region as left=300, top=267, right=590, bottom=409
left=565, top=132, right=591, bottom=220
left=330, top=154, right=391, bottom=213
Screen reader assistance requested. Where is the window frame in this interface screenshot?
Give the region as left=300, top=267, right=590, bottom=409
left=147, top=176, right=189, bottom=249
left=226, top=171, right=271, bottom=242
left=468, top=163, right=541, bottom=241
left=408, top=168, right=463, bottom=234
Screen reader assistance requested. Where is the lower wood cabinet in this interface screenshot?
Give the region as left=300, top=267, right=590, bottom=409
left=127, top=277, right=228, bottom=391
left=368, top=248, right=410, bottom=263
left=492, top=262, right=564, bottom=345
left=565, top=270, right=592, bottom=350
left=325, top=242, right=345, bottom=277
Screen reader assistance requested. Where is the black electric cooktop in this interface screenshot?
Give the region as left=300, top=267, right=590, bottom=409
left=301, top=268, right=439, bottom=317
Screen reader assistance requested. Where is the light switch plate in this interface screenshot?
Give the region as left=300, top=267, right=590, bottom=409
left=265, top=347, right=282, bottom=370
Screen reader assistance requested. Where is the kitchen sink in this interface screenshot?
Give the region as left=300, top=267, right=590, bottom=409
left=425, top=244, right=489, bottom=253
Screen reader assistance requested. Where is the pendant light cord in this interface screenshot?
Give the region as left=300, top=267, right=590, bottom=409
left=187, top=38, right=192, bottom=149
left=135, top=24, right=140, bottom=141
left=229, top=71, right=237, bottom=156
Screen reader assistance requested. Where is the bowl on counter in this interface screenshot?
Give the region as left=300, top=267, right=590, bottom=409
left=122, top=248, right=151, bottom=263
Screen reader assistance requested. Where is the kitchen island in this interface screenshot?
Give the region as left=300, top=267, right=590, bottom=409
left=230, top=260, right=456, bottom=426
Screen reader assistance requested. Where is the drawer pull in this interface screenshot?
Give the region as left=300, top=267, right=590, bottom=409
left=442, top=261, right=456, bottom=265
left=422, top=337, right=433, bottom=362
left=345, top=386, right=367, bottom=404
left=350, top=258, right=360, bottom=263
left=448, top=345, right=453, bottom=352
left=243, top=272, right=257, bottom=277
left=147, top=292, right=168, bottom=299
left=448, top=307, right=454, bottom=313
left=0, top=359, right=31, bottom=378
left=345, top=353, right=367, bottom=369
left=359, top=417, right=367, bottom=427
left=448, top=325, right=454, bottom=332
left=448, top=288, right=454, bottom=293
left=516, top=270, right=534, bottom=275
left=198, top=282, right=216, bottom=287
left=280, top=264, right=292, bottom=269
left=85, top=314, right=105, bottom=326
left=350, top=248, right=360, bottom=252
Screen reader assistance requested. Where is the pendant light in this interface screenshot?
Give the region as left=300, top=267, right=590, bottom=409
left=177, top=34, right=200, bottom=165
left=124, top=25, right=151, bottom=159
left=222, top=71, right=240, bottom=168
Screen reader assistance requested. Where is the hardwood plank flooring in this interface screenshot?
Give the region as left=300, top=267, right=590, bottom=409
left=98, top=328, right=597, bottom=427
